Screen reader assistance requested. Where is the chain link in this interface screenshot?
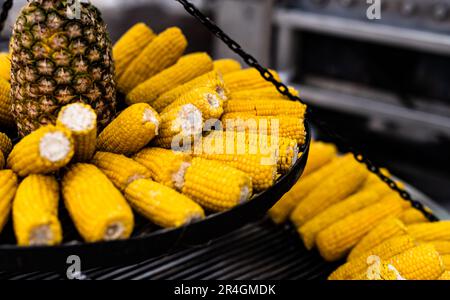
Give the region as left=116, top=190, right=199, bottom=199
left=175, top=0, right=438, bottom=222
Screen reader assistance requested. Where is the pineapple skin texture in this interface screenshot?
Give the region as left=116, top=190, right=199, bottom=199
left=10, top=0, right=117, bottom=136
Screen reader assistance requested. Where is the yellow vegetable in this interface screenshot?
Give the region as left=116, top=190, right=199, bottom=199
left=0, top=52, right=10, bottom=81
left=427, top=241, right=450, bottom=256
left=223, top=68, right=280, bottom=92
left=438, top=271, right=450, bottom=280
left=0, top=78, right=13, bottom=128
left=0, top=132, right=12, bottom=156
left=0, top=151, right=4, bottom=169
left=301, top=141, right=337, bottom=177
left=13, top=175, right=62, bottom=246
left=399, top=208, right=429, bottom=225
left=213, top=59, right=242, bottom=75
left=224, top=99, right=306, bottom=119
left=230, top=86, right=299, bottom=101
left=407, top=221, right=450, bottom=242
left=7, top=125, right=74, bottom=177
left=97, top=103, right=160, bottom=155
left=0, top=170, right=18, bottom=234
left=62, top=164, right=134, bottom=243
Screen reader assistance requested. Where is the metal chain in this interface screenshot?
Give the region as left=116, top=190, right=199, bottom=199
left=175, top=0, right=438, bottom=222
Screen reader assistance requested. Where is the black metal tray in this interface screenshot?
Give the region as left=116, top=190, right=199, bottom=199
left=0, top=122, right=311, bottom=272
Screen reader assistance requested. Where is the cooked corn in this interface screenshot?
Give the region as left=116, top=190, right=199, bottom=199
left=316, top=195, right=409, bottom=262
left=0, top=78, right=13, bottom=128
left=7, top=125, right=74, bottom=177
left=407, top=221, right=450, bottom=242
left=442, top=255, right=450, bottom=270
left=179, top=157, right=253, bottom=212
left=301, top=141, right=337, bottom=176
left=224, top=99, right=306, bottom=119
left=134, top=147, right=192, bottom=189
left=127, top=53, right=213, bottom=105
left=399, top=208, right=429, bottom=225
left=97, top=103, right=160, bottom=155
left=13, top=175, right=62, bottom=246
left=124, top=179, right=204, bottom=228
left=230, top=86, right=299, bottom=101
left=0, top=170, right=18, bottom=234
left=298, top=190, right=381, bottom=250
left=92, top=152, right=152, bottom=191
left=213, top=59, right=242, bottom=75
left=0, top=132, right=12, bottom=156
left=0, top=52, right=10, bottom=81
left=348, top=218, right=408, bottom=261
left=118, top=27, right=187, bottom=93
left=362, top=169, right=391, bottom=187
left=153, top=71, right=228, bottom=113
left=290, top=154, right=368, bottom=227
left=0, top=151, right=4, bottom=169
left=57, top=103, right=97, bottom=162
left=438, top=271, right=450, bottom=280
left=428, top=241, right=450, bottom=255
left=113, top=23, right=156, bottom=80
left=62, top=164, right=134, bottom=242
left=223, top=68, right=280, bottom=92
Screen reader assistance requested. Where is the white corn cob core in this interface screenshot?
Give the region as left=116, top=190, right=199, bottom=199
left=240, top=185, right=251, bottom=204
left=172, top=161, right=191, bottom=191
left=206, top=93, right=220, bottom=108
left=39, top=132, right=72, bottom=163
left=104, top=222, right=125, bottom=241
left=172, top=104, right=203, bottom=135
left=59, top=103, right=96, bottom=132
left=29, top=225, right=53, bottom=246
left=143, top=108, right=160, bottom=135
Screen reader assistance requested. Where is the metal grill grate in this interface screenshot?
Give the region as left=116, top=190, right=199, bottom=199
left=0, top=219, right=340, bottom=280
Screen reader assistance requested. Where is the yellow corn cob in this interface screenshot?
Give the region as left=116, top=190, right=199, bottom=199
left=0, top=170, right=18, bottom=234
left=362, top=168, right=391, bottom=187
left=290, top=155, right=369, bottom=227
left=438, top=271, right=450, bottom=280
left=0, top=78, right=13, bottom=128
left=407, top=221, right=450, bottom=242
left=328, top=235, right=417, bottom=280
left=399, top=208, right=429, bottom=225
left=153, top=104, right=203, bottom=149
left=230, top=86, right=299, bottom=101
left=302, top=141, right=337, bottom=176
left=113, top=23, right=156, bottom=80
left=0, top=132, right=13, bottom=156
left=224, top=99, right=306, bottom=119
left=163, top=86, right=224, bottom=121
left=13, top=175, right=62, bottom=246
left=298, top=190, right=381, bottom=250
left=428, top=241, right=450, bottom=255
left=127, top=53, right=214, bottom=105
left=269, top=155, right=344, bottom=225
left=7, top=125, right=74, bottom=177
left=57, top=103, right=97, bottom=162
left=221, top=114, right=306, bottom=145
left=153, top=71, right=228, bottom=113
left=118, top=27, right=187, bottom=93
left=62, top=164, right=134, bottom=242
left=134, top=148, right=192, bottom=189
left=0, top=151, right=4, bottom=169
left=0, top=52, right=10, bottom=81
left=223, top=68, right=280, bottom=92
left=348, top=218, right=408, bottom=261
left=92, top=152, right=152, bottom=191
left=213, top=59, right=242, bottom=75
left=316, top=195, right=410, bottom=262
left=97, top=103, right=160, bottom=155
left=179, top=157, right=253, bottom=212
left=442, top=255, right=450, bottom=270
left=124, top=179, right=204, bottom=228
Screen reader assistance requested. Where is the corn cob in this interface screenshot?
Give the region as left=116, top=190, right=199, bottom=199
left=13, top=175, right=62, bottom=246
left=179, top=157, right=253, bottom=212
left=362, top=168, right=391, bottom=187
left=127, top=53, right=214, bottom=106
left=347, top=218, right=408, bottom=261
left=298, top=190, right=381, bottom=250
left=0, top=151, right=4, bottom=169
left=118, top=27, right=187, bottom=93
left=113, top=23, right=156, bottom=80
left=316, top=195, right=409, bottom=261
left=0, top=78, right=13, bottom=127
left=62, top=164, right=134, bottom=242
left=163, top=86, right=224, bottom=121
left=438, top=271, right=450, bottom=280
left=224, top=99, right=306, bottom=119
left=428, top=241, right=450, bottom=256
left=328, top=235, right=417, bottom=280
left=213, top=59, right=242, bottom=75
left=153, top=71, right=228, bottom=113
left=230, top=86, right=299, bottom=101
left=57, top=103, right=97, bottom=162
left=221, top=114, right=306, bottom=145
left=269, top=155, right=344, bottom=225
left=134, top=148, right=192, bottom=189
left=302, top=141, right=337, bottom=176
left=0, top=52, right=10, bottom=82
left=97, top=103, right=160, bottom=155
left=223, top=68, right=280, bottom=92
left=0, top=131, right=13, bottom=156
left=124, top=179, right=204, bottom=228
left=407, top=221, right=450, bottom=242
left=290, top=155, right=369, bottom=227
left=0, top=170, right=18, bottom=234
left=442, top=255, right=450, bottom=270
left=92, top=152, right=152, bottom=191
left=7, top=125, right=74, bottom=177
left=399, top=208, right=429, bottom=225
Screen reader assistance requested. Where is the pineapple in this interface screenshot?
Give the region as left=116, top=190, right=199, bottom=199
left=10, top=0, right=117, bottom=136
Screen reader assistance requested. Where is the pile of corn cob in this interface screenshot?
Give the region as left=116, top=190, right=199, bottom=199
left=269, top=140, right=450, bottom=280
left=0, top=23, right=307, bottom=246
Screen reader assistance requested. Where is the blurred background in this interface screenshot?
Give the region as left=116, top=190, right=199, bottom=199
left=0, top=0, right=449, bottom=208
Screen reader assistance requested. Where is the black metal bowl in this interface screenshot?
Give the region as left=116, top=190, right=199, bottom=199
left=0, top=121, right=311, bottom=272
